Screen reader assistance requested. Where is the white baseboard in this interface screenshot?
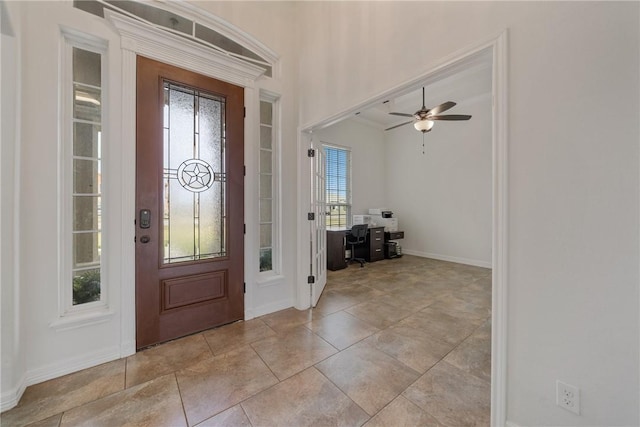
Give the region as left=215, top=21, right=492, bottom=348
left=402, top=249, right=492, bottom=269
left=1, top=372, right=27, bottom=412
left=505, top=421, right=523, bottom=427
left=247, top=298, right=295, bottom=320
left=0, top=345, right=121, bottom=412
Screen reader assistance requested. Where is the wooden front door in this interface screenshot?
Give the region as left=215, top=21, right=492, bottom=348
left=135, top=56, right=244, bottom=349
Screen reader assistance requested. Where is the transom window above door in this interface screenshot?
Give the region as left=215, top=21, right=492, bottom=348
left=73, top=0, right=275, bottom=77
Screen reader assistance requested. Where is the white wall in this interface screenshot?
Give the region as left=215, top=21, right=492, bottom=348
left=385, top=94, right=492, bottom=267
left=315, top=118, right=387, bottom=217
left=297, top=2, right=639, bottom=426
left=15, top=0, right=125, bottom=396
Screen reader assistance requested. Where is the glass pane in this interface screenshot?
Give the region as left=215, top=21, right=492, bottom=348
left=108, top=1, right=193, bottom=34
left=73, top=232, right=100, bottom=268
left=198, top=181, right=224, bottom=258
left=260, top=224, right=272, bottom=248
left=72, top=268, right=101, bottom=305
left=74, top=196, right=101, bottom=232
left=74, top=84, right=101, bottom=122
left=260, top=101, right=273, bottom=125
left=74, top=159, right=100, bottom=194
left=260, top=198, right=272, bottom=223
left=168, top=86, right=195, bottom=170
left=167, top=179, right=194, bottom=262
left=260, top=149, right=272, bottom=174
left=74, top=122, right=101, bottom=158
left=259, top=248, right=272, bottom=272
left=199, top=94, right=223, bottom=172
left=163, top=82, right=226, bottom=264
left=260, top=174, right=272, bottom=199
left=260, top=125, right=272, bottom=149
left=73, top=48, right=101, bottom=87
left=195, top=23, right=272, bottom=77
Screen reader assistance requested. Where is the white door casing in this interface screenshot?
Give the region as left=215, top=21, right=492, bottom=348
left=105, top=9, right=269, bottom=356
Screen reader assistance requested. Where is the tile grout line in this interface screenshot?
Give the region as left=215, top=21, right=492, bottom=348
left=171, top=372, right=191, bottom=427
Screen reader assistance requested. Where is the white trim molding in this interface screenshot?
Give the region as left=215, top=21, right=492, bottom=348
left=107, top=6, right=279, bottom=356
left=104, top=10, right=266, bottom=87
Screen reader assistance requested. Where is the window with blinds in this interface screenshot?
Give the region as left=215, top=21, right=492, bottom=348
left=323, top=145, right=351, bottom=228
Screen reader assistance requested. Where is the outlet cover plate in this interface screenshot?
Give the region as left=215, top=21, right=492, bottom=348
left=556, top=380, right=580, bottom=415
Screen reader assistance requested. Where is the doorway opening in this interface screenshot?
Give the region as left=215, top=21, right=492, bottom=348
left=298, top=33, right=508, bottom=425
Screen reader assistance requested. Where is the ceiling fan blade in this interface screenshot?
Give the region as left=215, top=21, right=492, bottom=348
left=428, top=101, right=456, bottom=115
left=389, top=112, right=414, bottom=118
left=429, top=114, right=472, bottom=121
left=385, top=120, right=413, bottom=131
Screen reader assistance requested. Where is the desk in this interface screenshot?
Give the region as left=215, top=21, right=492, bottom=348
left=326, top=226, right=385, bottom=271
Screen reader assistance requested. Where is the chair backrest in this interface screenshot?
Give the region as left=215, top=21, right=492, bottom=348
left=348, top=224, right=368, bottom=244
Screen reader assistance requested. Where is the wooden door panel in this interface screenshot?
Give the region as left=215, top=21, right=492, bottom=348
left=135, top=56, right=244, bottom=349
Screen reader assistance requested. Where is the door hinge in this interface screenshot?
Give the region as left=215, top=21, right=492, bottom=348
left=307, top=275, right=315, bottom=284
left=244, top=282, right=246, bottom=293
left=307, top=212, right=315, bottom=221
left=243, top=165, right=246, bottom=176
left=244, top=224, right=246, bottom=234
left=243, top=107, right=246, bottom=118
left=307, top=148, right=315, bottom=157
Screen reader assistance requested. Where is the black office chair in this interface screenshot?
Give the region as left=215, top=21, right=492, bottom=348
left=346, top=224, right=368, bottom=267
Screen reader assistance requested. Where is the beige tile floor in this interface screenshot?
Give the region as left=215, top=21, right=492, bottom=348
left=1, top=255, right=492, bottom=427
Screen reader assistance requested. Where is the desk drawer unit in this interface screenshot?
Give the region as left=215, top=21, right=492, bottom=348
left=367, top=227, right=385, bottom=262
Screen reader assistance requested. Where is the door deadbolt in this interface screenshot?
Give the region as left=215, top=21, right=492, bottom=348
left=139, top=209, right=151, bottom=229
left=139, top=235, right=151, bottom=244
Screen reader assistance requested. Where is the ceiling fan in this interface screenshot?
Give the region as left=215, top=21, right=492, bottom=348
left=385, top=87, right=472, bottom=132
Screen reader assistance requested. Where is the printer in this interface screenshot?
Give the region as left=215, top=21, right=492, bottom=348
left=368, top=208, right=398, bottom=232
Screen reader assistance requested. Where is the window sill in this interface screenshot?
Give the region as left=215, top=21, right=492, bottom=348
left=50, top=309, right=115, bottom=332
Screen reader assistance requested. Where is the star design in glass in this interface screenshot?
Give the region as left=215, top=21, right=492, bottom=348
left=183, top=163, right=211, bottom=187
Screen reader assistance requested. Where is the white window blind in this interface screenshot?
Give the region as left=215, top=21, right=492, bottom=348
left=323, top=145, right=351, bottom=228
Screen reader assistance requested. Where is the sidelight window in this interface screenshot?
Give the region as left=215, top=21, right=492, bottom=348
left=259, top=98, right=278, bottom=273
left=62, top=31, right=108, bottom=311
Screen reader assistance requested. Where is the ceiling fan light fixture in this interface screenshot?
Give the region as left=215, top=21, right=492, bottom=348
left=414, top=119, right=434, bottom=132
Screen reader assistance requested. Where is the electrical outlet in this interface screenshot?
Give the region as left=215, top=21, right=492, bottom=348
left=556, top=380, right=580, bottom=415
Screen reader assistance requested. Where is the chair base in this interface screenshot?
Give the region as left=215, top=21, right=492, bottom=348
left=347, top=243, right=366, bottom=268
left=347, top=257, right=365, bottom=268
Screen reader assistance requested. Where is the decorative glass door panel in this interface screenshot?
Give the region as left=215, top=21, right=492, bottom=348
left=162, top=82, right=226, bottom=264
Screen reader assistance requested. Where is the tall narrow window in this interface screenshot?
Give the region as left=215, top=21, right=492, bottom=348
left=71, top=46, right=103, bottom=306
left=259, top=100, right=274, bottom=272
left=324, top=145, right=351, bottom=228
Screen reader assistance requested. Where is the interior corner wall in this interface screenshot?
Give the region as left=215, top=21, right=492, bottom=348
left=1, top=0, right=25, bottom=409
left=315, top=119, right=387, bottom=217
left=385, top=94, right=492, bottom=267
left=195, top=1, right=300, bottom=316
left=296, top=2, right=639, bottom=426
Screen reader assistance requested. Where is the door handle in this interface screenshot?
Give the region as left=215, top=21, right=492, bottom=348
left=140, top=235, right=151, bottom=244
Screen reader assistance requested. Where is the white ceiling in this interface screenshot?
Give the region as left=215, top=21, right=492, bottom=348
left=350, top=59, right=492, bottom=131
